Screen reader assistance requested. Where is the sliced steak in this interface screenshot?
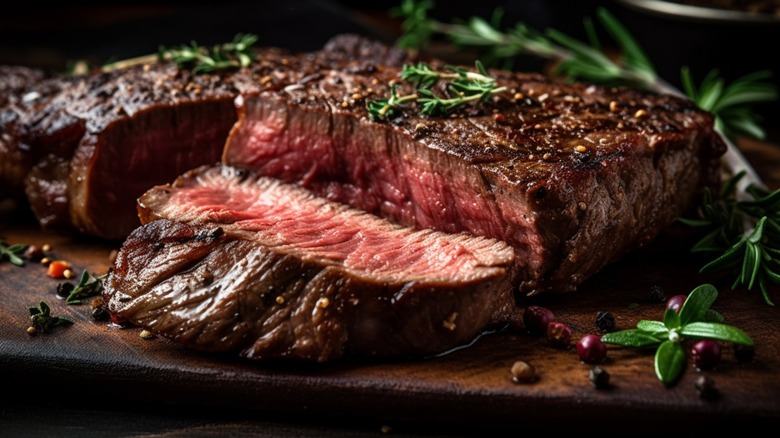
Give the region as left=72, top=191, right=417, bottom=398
left=0, top=66, right=50, bottom=199
left=222, top=62, right=725, bottom=296
left=104, top=165, right=515, bottom=361
left=1, top=35, right=416, bottom=239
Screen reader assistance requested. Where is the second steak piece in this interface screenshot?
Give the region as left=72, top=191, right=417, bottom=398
left=104, top=165, right=516, bottom=361
left=222, top=63, right=725, bottom=296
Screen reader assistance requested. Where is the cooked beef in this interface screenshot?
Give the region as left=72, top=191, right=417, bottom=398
left=1, top=34, right=415, bottom=239
left=0, top=66, right=50, bottom=198
left=222, top=58, right=725, bottom=296
left=104, top=165, right=515, bottom=361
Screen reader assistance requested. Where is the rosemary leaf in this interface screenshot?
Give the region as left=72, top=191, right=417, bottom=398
left=0, top=240, right=28, bottom=267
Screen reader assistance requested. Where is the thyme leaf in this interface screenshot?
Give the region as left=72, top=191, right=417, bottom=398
left=367, top=61, right=506, bottom=120
left=29, top=301, right=73, bottom=334
left=0, top=240, right=28, bottom=267
left=158, top=33, right=258, bottom=74
left=601, top=284, right=753, bottom=386
left=65, top=270, right=104, bottom=305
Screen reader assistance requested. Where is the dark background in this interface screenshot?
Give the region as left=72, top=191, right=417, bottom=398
left=2, top=2, right=778, bottom=436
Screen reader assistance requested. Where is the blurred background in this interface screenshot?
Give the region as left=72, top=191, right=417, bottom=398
left=1, top=0, right=777, bottom=136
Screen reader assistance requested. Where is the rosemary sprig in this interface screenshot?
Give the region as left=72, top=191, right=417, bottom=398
left=682, top=68, right=778, bottom=141
left=28, top=301, right=73, bottom=335
left=392, top=0, right=657, bottom=88
left=601, top=284, right=753, bottom=385
left=367, top=60, right=506, bottom=120
left=0, top=240, right=28, bottom=267
left=157, top=33, right=258, bottom=74
left=679, top=171, right=780, bottom=306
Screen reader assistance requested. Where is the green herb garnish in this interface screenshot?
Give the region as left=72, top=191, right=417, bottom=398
left=28, top=301, right=73, bottom=334
left=367, top=60, right=506, bottom=120
left=682, top=68, right=778, bottom=141
left=0, top=240, right=28, bottom=267
left=65, top=270, right=104, bottom=305
left=392, top=1, right=776, bottom=139
left=158, top=33, right=258, bottom=74
left=679, top=171, right=780, bottom=306
left=601, top=284, right=753, bottom=385
left=392, top=1, right=779, bottom=305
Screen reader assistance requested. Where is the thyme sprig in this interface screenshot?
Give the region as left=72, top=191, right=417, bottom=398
left=367, top=60, right=506, bottom=120
left=602, top=284, right=753, bottom=385
left=0, top=240, right=28, bottom=267
left=157, top=33, right=258, bottom=74
left=680, top=171, right=780, bottom=306
left=64, top=270, right=104, bottom=305
left=28, top=301, right=73, bottom=334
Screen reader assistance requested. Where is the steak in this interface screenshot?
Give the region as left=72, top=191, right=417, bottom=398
left=222, top=59, right=725, bottom=296
left=0, top=66, right=50, bottom=199
left=1, top=34, right=415, bottom=239
left=103, top=165, right=515, bottom=361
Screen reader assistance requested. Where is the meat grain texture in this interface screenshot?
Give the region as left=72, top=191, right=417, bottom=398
left=222, top=51, right=725, bottom=296
left=106, top=165, right=516, bottom=361
left=0, top=35, right=415, bottom=239
left=16, top=35, right=722, bottom=361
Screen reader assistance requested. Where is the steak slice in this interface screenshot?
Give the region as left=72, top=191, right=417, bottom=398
left=222, top=61, right=725, bottom=296
left=104, top=165, right=515, bottom=361
left=1, top=34, right=416, bottom=239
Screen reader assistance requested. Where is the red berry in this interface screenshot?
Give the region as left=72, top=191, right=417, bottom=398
left=577, top=334, right=607, bottom=364
left=523, top=306, right=555, bottom=335
left=666, top=295, right=687, bottom=313
left=547, top=322, right=572, bottom=348
left=691, top=339, right=721, bottom=370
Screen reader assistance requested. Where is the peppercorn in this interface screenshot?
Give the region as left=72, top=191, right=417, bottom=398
left=691, top=339, right=722, bottom=370
left=647, top=285, right=666, bottom=303
left=577, top=334, right=608, bottom=364
left=694, top=375, right=719, bottom=400
left=546, top=322, right=572, bottom=348
left=56, top=282, right=75, bottom=298
left=666, top=295, right=687, bottom=314
left=23, top=245, right=44, bottom=262
left=523, top=306, right=555, bottom=336
left=510, top=360, right=538, bottom=383
left=594, top=311, right=615, bottom=332
left=733, top=344, right=755, bottom=363
left=588, top=366, right=610, bottom=389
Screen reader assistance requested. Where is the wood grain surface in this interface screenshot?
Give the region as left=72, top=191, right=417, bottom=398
left=2, top=138, right=779, bottom=436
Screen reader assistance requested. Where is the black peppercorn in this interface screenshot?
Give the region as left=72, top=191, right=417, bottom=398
left=648, top=285, right=666, bottom=303
left=91, top=306, right=109, bottom=321
left=595, top=311, right=615, bottom=332
left=734, top=344, right=755, bottom=362
left=56, top=282, right=75, bottom=298
left=694, top=375, right=719, bottom=400
left=588, top=366, right=610, bottom=389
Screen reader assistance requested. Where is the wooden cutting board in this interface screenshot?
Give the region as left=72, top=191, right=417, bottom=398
left=2, top=138, right=779, bottom=434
